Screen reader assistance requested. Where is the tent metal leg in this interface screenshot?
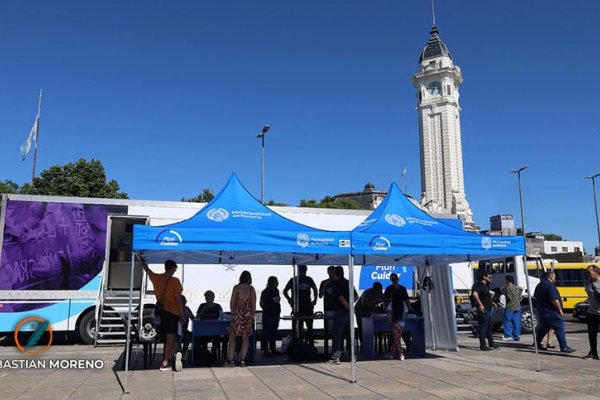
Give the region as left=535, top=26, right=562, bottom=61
left=349, top=255, right=356, bottom=383
left=123, top=251, right=136, bottom=393
left=523, top=254, right=541, bottom=371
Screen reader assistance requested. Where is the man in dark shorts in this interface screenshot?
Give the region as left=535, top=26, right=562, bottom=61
left=142, top=259, right=185, bottom=371
left=284, top=264, right=318, bottom=345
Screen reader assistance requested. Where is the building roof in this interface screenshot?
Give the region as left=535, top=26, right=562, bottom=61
left=419, top=26, right=452, bottom=62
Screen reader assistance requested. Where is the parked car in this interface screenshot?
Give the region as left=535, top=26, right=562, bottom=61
left=573, top=300, right=589, bottom=322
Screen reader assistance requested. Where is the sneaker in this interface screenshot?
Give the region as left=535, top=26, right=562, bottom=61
left=175, top=352, right=183, bottom=372
left=560, top=347, right=576, bottom=354
left=582, top=352, right=599, bottom=360
left=501, top=336, right=513, bottom=341
left=534, top=343, right=547, bottom=351
left=400, top=354, right=405, bottom=361
left=159, top=364, right=171, bottom=372
left=328, top=358, right=341, bottom=365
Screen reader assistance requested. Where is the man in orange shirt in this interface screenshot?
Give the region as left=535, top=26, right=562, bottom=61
left=142, top=259, right=185, bottom=371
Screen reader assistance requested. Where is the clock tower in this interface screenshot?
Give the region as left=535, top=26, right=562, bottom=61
left=411, top=26, right=476, bottom=230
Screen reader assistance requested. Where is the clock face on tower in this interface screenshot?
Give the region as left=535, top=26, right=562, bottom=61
left=427, top=81, right=442, bottom=96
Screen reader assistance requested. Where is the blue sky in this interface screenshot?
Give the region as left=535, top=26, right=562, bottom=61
left=1, top=1, right=599, bottom=253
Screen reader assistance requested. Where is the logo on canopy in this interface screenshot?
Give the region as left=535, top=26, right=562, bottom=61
left=207, top=208, right=229, bottom=222
left=297, top=233, right=310, bottom=248
left=481, top=237, right=492, bottom=250
left=385, top=214, right=406, bottom=227
left=157, top=229, right=183, bottom=246
left=370, top=236, right=391, bottom=251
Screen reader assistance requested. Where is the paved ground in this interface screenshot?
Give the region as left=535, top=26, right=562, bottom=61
left=1, top=320, right=599, bottom=400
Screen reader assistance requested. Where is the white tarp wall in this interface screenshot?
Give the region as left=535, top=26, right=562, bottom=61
left=417, top=264, right=459, bottom=351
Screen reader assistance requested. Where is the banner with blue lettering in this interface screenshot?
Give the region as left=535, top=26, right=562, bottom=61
left=359, top=265, right=415, bottom=290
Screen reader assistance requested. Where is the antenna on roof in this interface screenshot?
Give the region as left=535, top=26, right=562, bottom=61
left=431, top=0, right=436, bottom=26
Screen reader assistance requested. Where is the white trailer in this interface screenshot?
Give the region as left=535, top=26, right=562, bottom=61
left=1, top=194, right=417, bottom=345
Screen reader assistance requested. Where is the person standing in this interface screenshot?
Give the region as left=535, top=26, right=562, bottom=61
left=471, top=272, right=496, bottom=351
left=227, top=271, right=256, bottom=366
left=385, top=279, right=410, bottom=361
left=385, top=273, right=412, bottom=352
left=319, top=266, right=337, bottom=349
left=142, top=259, right=186, bottom=372
left=328, top=266, right=350, bottom=364
left=260, top=276, right=282, bottom=357
left=284, top=264, right=318, bottom=345
left=583, top=265, right=600, bottom=360
left=501, top=275, right=523, bottom=341
left=534, top=271, right=575, bottom=353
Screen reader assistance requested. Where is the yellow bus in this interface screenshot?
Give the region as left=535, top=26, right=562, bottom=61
left=528, top=262, right=592, bottom=311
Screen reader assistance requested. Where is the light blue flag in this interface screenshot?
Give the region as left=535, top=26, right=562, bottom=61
left=20, top=117, right=38, bottom=160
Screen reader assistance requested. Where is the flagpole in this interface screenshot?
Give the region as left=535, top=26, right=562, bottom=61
left=31, top=90, right=42, bottom=182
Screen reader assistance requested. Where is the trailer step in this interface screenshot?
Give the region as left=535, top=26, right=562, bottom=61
left=95, top=339, right=127, bottom=345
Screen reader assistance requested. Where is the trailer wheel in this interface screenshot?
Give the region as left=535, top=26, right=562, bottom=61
left=78, top=310, right=96, bottom=345
left=138, top=316, right=157, bottom=342
left=521, top=306, right=536, bottom=334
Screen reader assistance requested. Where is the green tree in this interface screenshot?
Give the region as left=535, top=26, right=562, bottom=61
left=183, top=188, right=215, bottom=203
left=544, top=233, right=563, bottom=241
left=266, top=200, right=289, bottom=206
left=19, top=158, right=128, bottom=198
left=299, top=196, right=363, bottom=210
left=0, top=179, right=19, bottom=194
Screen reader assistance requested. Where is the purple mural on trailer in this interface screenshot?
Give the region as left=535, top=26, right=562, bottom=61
left=0, top=201, right=123, bottom=312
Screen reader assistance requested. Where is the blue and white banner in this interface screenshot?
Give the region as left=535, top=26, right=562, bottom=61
left=359, top=265, right=415, bottom=290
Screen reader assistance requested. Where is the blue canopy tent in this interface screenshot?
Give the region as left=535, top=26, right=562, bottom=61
left=123, top=174, right=354, bottom=391
left=133, top=173, right=351, bottom=265
left=351, top=182, right=526, bottom=352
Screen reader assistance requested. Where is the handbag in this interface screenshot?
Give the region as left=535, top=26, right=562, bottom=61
left=153, top=277, right=171, bottom=325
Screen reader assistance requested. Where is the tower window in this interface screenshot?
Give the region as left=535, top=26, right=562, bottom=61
left=446, top=85, right=452, bottom=95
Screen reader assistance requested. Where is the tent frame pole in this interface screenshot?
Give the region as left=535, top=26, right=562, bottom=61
left=348, top=255, right=356, bottom=383
left=523, top=254, right=541, bottom=371
left=123, top=251, right=135, bottom=393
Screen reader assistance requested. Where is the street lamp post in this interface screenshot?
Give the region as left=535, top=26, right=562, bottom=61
left=257, top=125, right=270, bottom=204
left=509, top=165, right=541, bottom=371
left=584, top=172, right=600, bottom=256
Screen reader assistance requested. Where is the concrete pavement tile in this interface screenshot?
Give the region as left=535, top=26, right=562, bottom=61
left=490, top=394, right=552, bottom=400
left=424, top=387, right=488, bottom=399
left=468, top=384, right=526, bottom=396
left=176, top=388, right=227, bottom=400
left=212, top=367, right=255, bottom=378
left=335, top=395, right=390, bottom=400
left=381, top=391, right=442, bottom=400
left=16, top=390, right=72, bottom=400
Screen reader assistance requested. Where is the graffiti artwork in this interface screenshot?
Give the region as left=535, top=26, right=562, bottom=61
left=0, top=201, right=116, bottom=312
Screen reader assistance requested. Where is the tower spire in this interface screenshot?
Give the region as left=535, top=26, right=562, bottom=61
left=431, top=0, right=436, bottom=26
